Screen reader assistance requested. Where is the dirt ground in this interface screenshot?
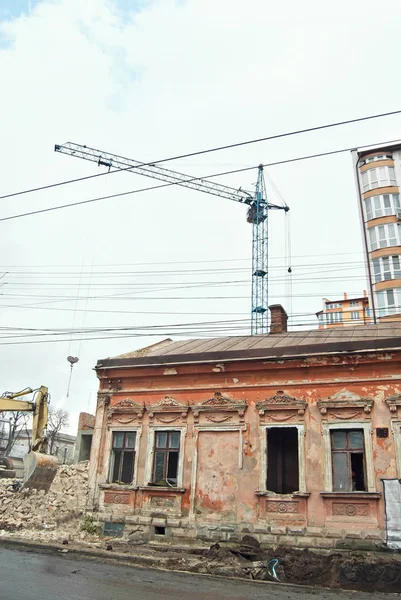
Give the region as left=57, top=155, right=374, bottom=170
left=1, top=464, right=401, bottom=593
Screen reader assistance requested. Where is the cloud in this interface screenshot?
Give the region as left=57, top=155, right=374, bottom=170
left=0, top=0, right=401, bottom=433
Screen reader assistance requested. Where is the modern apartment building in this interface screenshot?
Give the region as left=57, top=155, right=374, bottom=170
left=352, top=144, right=401, bottom=321
left=316, top=292, right=371, bottom=329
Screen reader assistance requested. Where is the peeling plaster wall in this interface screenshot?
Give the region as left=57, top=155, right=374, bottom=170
left=88, top=350, right=401, bottom=546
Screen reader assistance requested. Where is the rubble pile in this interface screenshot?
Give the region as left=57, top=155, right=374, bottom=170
left=0, top=462, right=92, bottom=543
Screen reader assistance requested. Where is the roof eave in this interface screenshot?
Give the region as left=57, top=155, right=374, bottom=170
left=95, top=340, right=401, bottom=371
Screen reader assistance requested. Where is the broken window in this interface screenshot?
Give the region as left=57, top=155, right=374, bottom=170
left=152, top=430, right=180, bottom=486
left=331, top=429, right=366, bottom=492
left=110, top=431, right=136, bottom=484
left=266, top=427, right=299, bottom=494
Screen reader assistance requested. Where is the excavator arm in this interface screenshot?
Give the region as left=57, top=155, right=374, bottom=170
left=0, top=386, right=58, bottom=491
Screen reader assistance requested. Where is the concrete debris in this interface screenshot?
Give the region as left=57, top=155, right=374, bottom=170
left=0, top=462, right=95, bottom=544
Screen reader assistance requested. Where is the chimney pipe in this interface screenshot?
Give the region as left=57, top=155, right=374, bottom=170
left=269, top=304, right=288, bottom=334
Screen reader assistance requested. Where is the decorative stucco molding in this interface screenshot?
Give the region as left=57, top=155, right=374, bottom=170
left=257, top=390, right=307, bottom=418
left=107, top=398, right=145, bottom=424
left=148, top=395, right=189, bottom=421
left=318, top=389, right=373, bottom=418
left=385, top=394, right=401, bottom=413
left=191, top=392, right=246, bottom=423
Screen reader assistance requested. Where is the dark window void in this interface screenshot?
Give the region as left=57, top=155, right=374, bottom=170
left=266, top=427, right=299, bottom=494
left=331, top=429, right=366, bottom=492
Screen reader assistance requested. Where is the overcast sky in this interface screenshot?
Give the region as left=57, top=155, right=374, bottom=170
left=1, top=0, right=401, bottom=433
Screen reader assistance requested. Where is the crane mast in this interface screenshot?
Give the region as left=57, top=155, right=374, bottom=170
left=55, top=143, right=288, bottom=335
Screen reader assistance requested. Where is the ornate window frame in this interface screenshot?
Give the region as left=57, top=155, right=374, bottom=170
left=103, top=424, right=142, bottom=487
left=147, top=395, right=189, bottom=424
left=144, top=425, right=186, bottom=488
left=321, top=421, right=375, bottom=493
left=257, top=390, right=307, bottom=422
left=189, top=423, right=246, bottom=519
left=191, top=391, right=246, bottom=424
left=107, top=398, right=144, bottom=425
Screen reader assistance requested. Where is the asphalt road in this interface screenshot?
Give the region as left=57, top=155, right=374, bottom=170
left=0, top=547, right=387, bottom=600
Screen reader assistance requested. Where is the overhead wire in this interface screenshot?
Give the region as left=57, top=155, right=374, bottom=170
left=1, top=137, right=401, bottom=223
left=1, top=109, right=400, bottom=203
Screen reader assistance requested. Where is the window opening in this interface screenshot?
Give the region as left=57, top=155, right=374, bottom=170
left=110, top=431, right=136, bottom=484
left=154, top=526, right=166, bottom=535
left=266, top=427, right=299, bottom=494
left=152, top=430, right=180, bottom=486
left=331, top=429, right=366, bottom=492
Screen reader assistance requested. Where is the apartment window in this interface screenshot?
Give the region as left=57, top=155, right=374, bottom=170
left=351, top=311, right=360, bottom=320
left=152, top=431, right=180, bottom=486
left=372, top=255, right=401, bottom=283
left=376, top=288, right=401, bottom=316
left=364, top=194, right=400, bottom=220
left=326, top=311, right=343, bottom=324
left=266, top=427, right=299, bottom=494
left=327, top=303, right=341, bottom=309
left=110, top=431, right=136, bottom=484
left=368, top=223, right=399, bottom=251
left=349, top=301, right=359, bottom=307
left=361, top=166, right=397, bottom=192
left=331, top=429, right=366, bottom=492
left=361, top=154, right=393, bottom=165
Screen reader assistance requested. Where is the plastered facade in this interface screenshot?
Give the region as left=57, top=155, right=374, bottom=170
left=88, top=349, right=401, bottom=548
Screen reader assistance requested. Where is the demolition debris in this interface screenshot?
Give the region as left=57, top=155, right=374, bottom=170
left=0, top=462, right=90, bottom=543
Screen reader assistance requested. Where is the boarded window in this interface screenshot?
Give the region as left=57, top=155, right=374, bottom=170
left=266, top=427, right=299, bottom=494
left=331, top=429, right=366, bottom=492
left=110, top=431, right=136, bottom=484
left=152, top=431, right=180, bottom=486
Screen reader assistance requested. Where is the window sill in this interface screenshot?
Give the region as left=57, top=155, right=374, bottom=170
left=255, top=490, right=310, bottom=498
left=321, top=492, right=381, bottom=499
left=99, top=483, right=138, bottom=490
left=139, top=485, right=186, bottom=493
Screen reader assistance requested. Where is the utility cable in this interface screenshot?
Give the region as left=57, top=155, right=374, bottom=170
left=1, top=109, right=400, bottom=202
left=1, top=137, right=401, bottom=223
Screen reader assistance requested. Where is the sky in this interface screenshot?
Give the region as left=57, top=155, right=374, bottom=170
left=1, top=0, right=401, bottom=434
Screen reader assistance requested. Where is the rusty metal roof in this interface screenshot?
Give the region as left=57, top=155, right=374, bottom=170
left=96, top=323, right=401, bottom=369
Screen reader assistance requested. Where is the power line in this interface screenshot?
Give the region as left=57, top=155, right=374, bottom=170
left=2, top=110, right=400, bottom=203
left=0, top=250, right=366, bottom=267
left=1, top=136, right=401, bottom=223
left=1, top=320, right=401, bottom=346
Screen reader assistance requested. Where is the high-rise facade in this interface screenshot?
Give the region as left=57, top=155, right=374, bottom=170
left=352, top=144, right=401, bottom=322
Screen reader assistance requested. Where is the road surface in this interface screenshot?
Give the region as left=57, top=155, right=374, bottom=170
left=0, top=546, right=385, bottom=600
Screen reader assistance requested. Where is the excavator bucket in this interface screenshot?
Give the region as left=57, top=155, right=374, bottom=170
left=22, top=452, right=59, bottom=492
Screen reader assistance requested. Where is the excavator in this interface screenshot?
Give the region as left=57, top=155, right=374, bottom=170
left=0, top=386, right=59, bottom=492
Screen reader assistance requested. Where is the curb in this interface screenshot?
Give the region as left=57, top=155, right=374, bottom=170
left=0, top=536, right=399, bottom=596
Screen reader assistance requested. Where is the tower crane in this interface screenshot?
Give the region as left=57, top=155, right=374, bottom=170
left=54, top=142, right=289, bottom=335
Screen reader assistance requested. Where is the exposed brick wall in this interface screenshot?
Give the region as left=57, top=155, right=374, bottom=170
left=269, top=304, right=288, bottom=334
left=78, top=412, right=95, bottom=431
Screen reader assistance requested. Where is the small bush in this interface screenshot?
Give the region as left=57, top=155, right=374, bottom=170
left=80, top=514, right=98, bottom=535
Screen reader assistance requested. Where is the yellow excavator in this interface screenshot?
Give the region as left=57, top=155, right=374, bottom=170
left=0, top=386, right=59, bottom=492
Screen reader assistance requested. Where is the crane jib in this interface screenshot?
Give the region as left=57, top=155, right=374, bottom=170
left=54, top=142, right=289, bottom=335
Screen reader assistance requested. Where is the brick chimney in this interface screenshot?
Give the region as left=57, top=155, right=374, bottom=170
left=269, top=304, right=288, bottom=334
left=344, top=292, right=348, bottom=300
